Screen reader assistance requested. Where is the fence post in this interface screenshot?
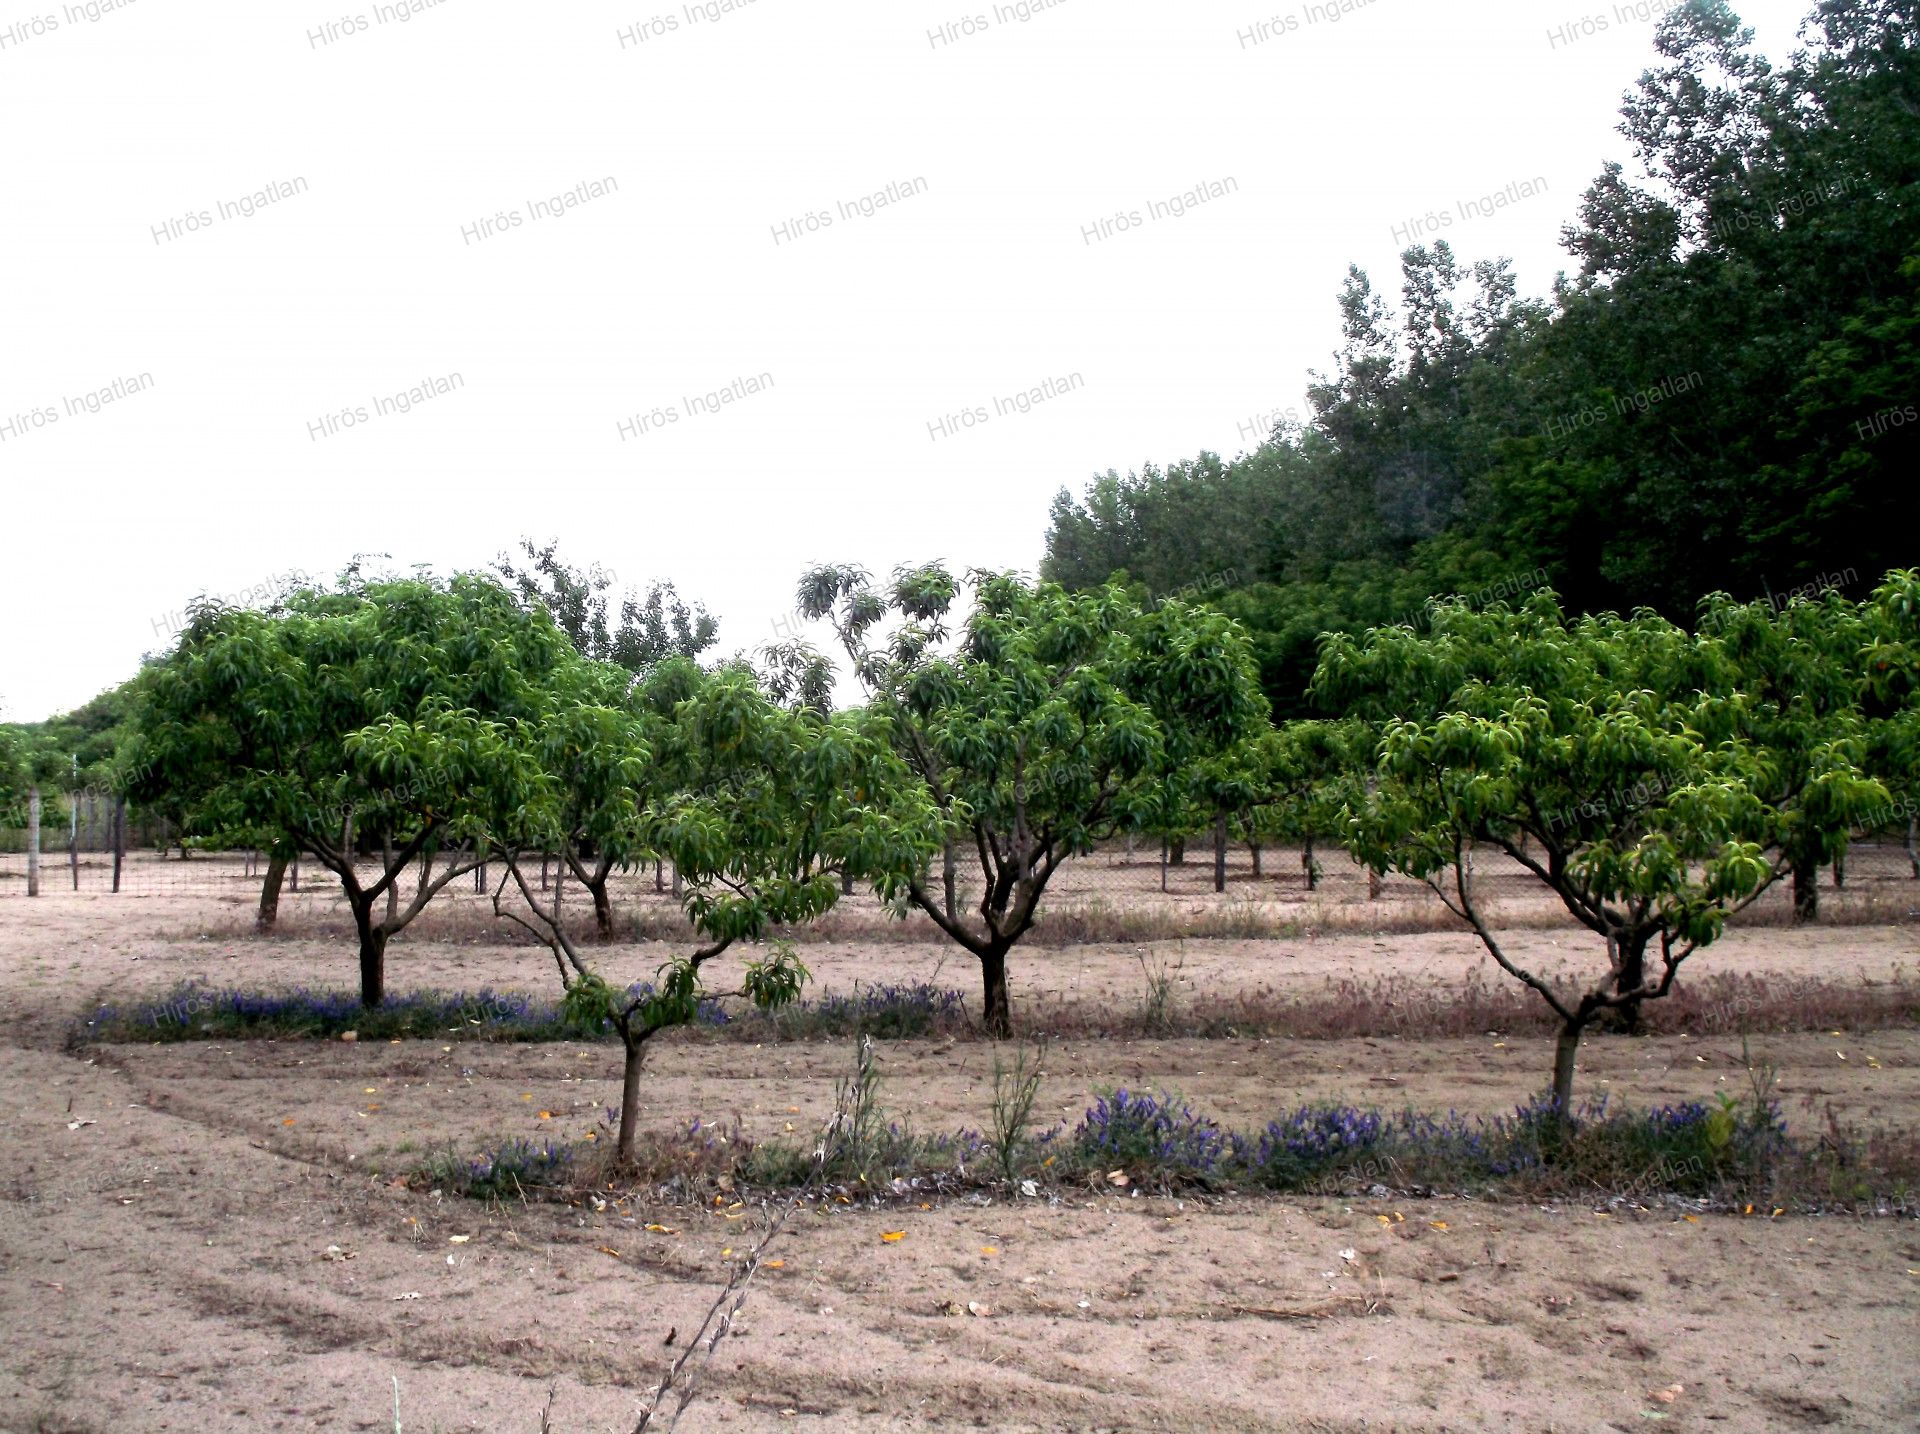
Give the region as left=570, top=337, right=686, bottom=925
left=112, top=796, right=126, bottom=893
left=26, top=787, right=41, bottom=896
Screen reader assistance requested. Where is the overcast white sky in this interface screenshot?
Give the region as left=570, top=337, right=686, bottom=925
left=1, top=0, right=1816, bottom=721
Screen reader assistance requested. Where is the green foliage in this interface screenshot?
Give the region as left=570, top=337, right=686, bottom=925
left=492, top=538, right=718, bottom=673
left=785, top=563, right=1269, bottom=1030
left=130, top=571, right=571, bottom=861
left=1311, top=588, right=1880, bottom=1100
left=1042, top=2, right=1919, bottom=711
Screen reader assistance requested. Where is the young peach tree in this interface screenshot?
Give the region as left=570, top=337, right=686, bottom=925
left=788, top=564, right=1269, bottom=1036
left=128, top=572, right=571, bottom=1006
left=1311, top=592, right=1877, bottom=1108
left=492, top=662, right=937, bottom=1163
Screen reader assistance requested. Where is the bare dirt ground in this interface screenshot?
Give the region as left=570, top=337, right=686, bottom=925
left=1, top=891, right=1916, bottom=1432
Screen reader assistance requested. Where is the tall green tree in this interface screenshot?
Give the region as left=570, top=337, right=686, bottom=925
left=1042, top=2, right=1918, bottom=711
left=790, top=565, right=1270, bottom=1035
left=494, top=538, right=718, bottom=674
left=1692, top=589, right=1886, bottom=920
left=1314, top=593, right=1832, bottom=1107
left=493, top=664, right=937, bottom=1162
left=129, top=573, right=573, bottom=1006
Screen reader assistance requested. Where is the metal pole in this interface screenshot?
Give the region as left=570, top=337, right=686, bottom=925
left=70, top=759, right=80, bottom=890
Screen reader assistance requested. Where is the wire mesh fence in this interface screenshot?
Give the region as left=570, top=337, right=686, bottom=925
left=3, top=839, right=1915, bottom=933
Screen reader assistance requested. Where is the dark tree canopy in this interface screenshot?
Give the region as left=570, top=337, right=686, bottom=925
left=494, top=538, right=719, bottom=675
left=1042, top=0, right=1920, bottom=715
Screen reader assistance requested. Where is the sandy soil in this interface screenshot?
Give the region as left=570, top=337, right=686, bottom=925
left=0, top=895, right=1916, bottom=1431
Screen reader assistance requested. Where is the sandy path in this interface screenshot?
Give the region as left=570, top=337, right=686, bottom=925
left=1, top=897, right=1916, bottom=1430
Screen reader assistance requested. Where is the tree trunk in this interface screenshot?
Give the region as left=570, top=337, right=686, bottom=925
left=257, top=847, right=290, bottom=931
left=1169, top=837, right=1186, bottom=866
left=1613, top=929, right=1649, bottom=998
left=1908, top=814, right=1919, bottom=879
left=1251, top=841, right=1262, bottom=878
left=1609, top=929, right=1652, bottom=1033
left=382, top=831, right=399, bottom=923
left=1367, top=866, right=1381, bottom=900
left=1791, top=857, right=1818, bottom=923
left=942, top=842, right=957, bottom=921
left=841, top=869, right=854, bottom=897
left=1213, top=812, right=1228, bottom=893
left=1832, top=849, right=1846, bottom=890
left=1552, top=1022, right=1584, bottom=1112
left=590, top=875, right=613, bottom=937
left=617, top=1037, right=646, bottom=1165
left=1303, top=834, right=1318, bottom=891
left=352, top=902, right=389, bottom=1008
left=981, top=947, right=1011, bottom=1039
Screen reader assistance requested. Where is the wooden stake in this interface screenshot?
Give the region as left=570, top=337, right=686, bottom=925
left=26, top=786, right=41, bottom=897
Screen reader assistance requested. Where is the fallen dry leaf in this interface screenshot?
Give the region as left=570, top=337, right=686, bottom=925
left=1107, top=1170, right=1130, bottom=1187
left=881, top=1231, right=906, bottom=1243
left=1650, top=1384, right=1684, bottom=1404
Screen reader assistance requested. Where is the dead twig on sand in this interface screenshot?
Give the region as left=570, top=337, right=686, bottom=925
left=1230, top=1277, right=1392, bottom=1320
left=631, top=1037, right=873, bottom=1433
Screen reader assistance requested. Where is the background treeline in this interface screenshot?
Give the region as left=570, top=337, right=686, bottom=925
left=1042, top=0, right=1920, bottom=716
